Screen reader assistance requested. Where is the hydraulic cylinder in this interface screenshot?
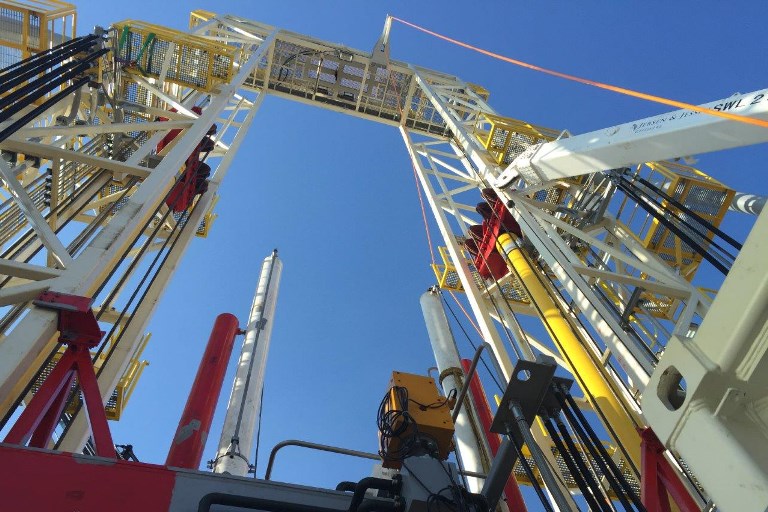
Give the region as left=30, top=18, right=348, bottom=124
left=496, top=232, right=642, bottom=473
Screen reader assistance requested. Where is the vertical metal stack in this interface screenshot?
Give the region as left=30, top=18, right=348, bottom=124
left=214, top=250, right=282, bottom=476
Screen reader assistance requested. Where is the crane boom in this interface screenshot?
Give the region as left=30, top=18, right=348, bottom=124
left=497, top=88, right=768, bottom=187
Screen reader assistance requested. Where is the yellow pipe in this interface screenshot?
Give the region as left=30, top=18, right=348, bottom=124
left=496, top=233, right=642, bottom=473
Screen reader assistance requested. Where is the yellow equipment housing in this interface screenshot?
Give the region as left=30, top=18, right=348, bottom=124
left=380, top=371, right=455, bottom=469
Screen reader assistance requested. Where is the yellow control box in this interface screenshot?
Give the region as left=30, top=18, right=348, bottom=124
left=380, top=371, right=455, bottom=469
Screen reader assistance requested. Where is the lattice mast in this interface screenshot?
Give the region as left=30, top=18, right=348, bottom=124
left=0, top=6, right=277, bottom=453
left=1, top=6, right=767, bottom=511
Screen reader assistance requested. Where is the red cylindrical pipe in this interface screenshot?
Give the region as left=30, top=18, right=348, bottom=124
left=462, top=358, right=528, bottom=512
left=166, top=313, right=239, bottom=469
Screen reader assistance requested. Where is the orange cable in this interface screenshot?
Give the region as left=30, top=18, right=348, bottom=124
left=386, top=60, right=438, bottom=266
left=391, top=16, right=768, bottom=130
left=412, top=165, right=437, bottom=265
left=449, top=290, right=484, bottom=340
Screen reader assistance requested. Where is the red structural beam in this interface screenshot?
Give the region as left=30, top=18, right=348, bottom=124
left=461, top=358, right=527, bottom=512
left=166, top=313, right=240, bottom=469
left=4, top=292, right=114, bottom=457
left=639, top=427, right=702, bottom=512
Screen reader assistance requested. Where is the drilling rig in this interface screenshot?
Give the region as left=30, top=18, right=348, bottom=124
left=0, top=2, right=767, bottom=511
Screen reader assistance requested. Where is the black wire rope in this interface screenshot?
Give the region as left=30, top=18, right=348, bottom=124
left=631, top=172, right=742, bottom=250
left=544, top=414, right=614, bottom=512
left=509, top=435, right=556, bottom=512
left=555, top=388, right=645, bottom=512
left=614, top=178, right=731, bottom=275
left=439, top=292, right=503, bottom=393
left=617, top=176, right=737, bottom=264
left=53, top=185, right=207, bottom=449
left=252, top=386, right=265, bottom=477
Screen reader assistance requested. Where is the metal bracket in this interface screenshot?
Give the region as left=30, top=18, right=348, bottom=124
left=539, top=376, right=574, bottom=417
left=33, top=291, right=104, bottom=347
left=490, top=357, right=557, bottom=440
left=5, top=292, right=113, bottom=456
left=482, top=357, right=558, bottom=509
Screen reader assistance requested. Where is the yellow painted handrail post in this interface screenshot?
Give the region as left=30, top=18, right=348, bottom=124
left=496, top=232, right=642, bottom=475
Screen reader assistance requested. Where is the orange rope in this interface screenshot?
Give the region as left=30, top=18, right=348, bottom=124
left=449, top=290, right=484, bottom=339
left=391, top=16, right=768, bottom=130
left=386, top=58, right=437, bottom=266
left=412, top=164, right=436, bottom=265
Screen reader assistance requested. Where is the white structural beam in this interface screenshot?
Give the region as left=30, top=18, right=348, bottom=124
left=0, top=161, right=73, bottom=268
left=0, top=31, right=278, bottom=416
left=0, top=259, right=63, bottom=280
left=643, top=206, right=768, bottom=512
left=0, top=139, right=152, bottom=179
left=57, top=87, right=268, bottom=452
left=500, top=88, right=768, bottom=186
left=14, top=120, right=193, bottom=138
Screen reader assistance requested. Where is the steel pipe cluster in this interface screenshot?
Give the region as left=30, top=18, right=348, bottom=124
left=0, top=34, right=107, bottom=143
left=541, top=383, right=646, bottom=512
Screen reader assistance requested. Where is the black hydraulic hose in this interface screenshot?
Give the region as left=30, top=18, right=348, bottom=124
left=556, top=389, right=645, bottom=512
left=559, top=402, right=634, bottom=511
left=0, top=76, right=90, bottom=144
left=0, top=59, right=82, bottom=116
left=0, top=34, right=97, bottom=75
left=0, top=48, right=107, bottom=126
left=336, top=481, right=357, bottom=492
left=632, top=174, right=742, bottom=250
left=615, top=179, right=730, bottom=275
left=620, top=176, right=737, bottom=269
left=544, top=416, right=609, bottom=512
left=552, top=416, right=615, bottom=512
left=508, top=434, right=555, bottom=512
left=348, top=477, right=399, bottom=512
left=619, top=176, right=738, bottom=261
left=2, top=37, right=100, bottom=92
left=550, top=415, right=615, bottom=512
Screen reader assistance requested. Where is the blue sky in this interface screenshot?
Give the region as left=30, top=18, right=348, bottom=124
left=68, top=1, right=768, bottom=509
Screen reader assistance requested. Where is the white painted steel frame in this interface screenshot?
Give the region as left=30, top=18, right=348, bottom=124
left=401, top=126, right=580, bottom=508
left=407, top=67, right=718, bottom=396
left=502, top=88, right=768, bottom=185
left=1, top=13, right=766, bottom=508
left=0, top=24, right=279, bottom=452
left=55, top=29, right=277, bottom=451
